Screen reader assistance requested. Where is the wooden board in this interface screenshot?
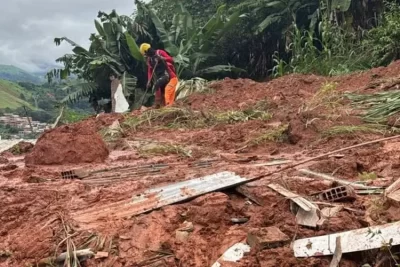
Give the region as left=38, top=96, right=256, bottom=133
left=293, top=221, right=400, bottom=257
left=268, top=183, right=315, bottom=212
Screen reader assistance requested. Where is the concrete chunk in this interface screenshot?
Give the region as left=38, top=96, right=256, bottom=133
left=247, top=226, right=290, bottom=249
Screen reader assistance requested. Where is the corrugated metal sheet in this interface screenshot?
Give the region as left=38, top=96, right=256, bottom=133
left=73, top=171, right=248, bottom=224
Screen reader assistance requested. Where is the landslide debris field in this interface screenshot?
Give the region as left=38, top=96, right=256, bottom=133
left=4, top=62, right=400, bottom=267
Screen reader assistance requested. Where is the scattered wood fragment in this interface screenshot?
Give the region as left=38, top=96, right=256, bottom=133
left=387, top=190, right=400, bottom=207
left=329, top=237, right=342, bottom=267
left=235, top=185, right=263, bottom=206
left=299, top=169, right=381, bottom=190
left=95, top=251, right=109, bottom=259
left=55, top=248, right=94, bottom=262
left=268, top=183, right=320, bottom=227
left=237, top=135, right=400, bottom=188
left=385, top=178, right=400, bottom=196
left=293, top=221, right=400, bottom=257
left=312, top=201, right=364, bottom=215
left=317, top=206, right=344, bottom=226
left=296, top=207, right=320, bottom=228
left=268, top=184, right=315, bottom=212
left=211, top=241, right=250, bottom=267
left=247, top=226, right=290, bottom=249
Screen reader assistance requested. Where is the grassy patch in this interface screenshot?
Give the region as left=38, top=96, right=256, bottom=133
left=248, top=124, right=289, bottom=146
left=138, top=143, right=192, bottom=158
left=358, top=172, right=378, bottom=181
left=322, top=124, right=400, bottom=137
left=302, top=82, right=342, bottom=112
left=123, top=106, right=272, bottom=131
left=347, top=90, right=400, bottom=123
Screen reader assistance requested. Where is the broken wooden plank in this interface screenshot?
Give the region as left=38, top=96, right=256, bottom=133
left=356, top=189, right=384, bottom=195
left=312, top=201, right=364, bottom=215
left=211, top=242, right=250, bottom=267
left=299, top=169, right=382, bottom=190
left=235, top=185, right=263, bottom=206
left=387, top=190, right=400, bottom=207
left=293, top=221, right=400, bottom=257
left=385, top=178, right=400, bottom=196
left=329, top=237, right=342, bottom=267
left=247, top=227, right=290, bottom=249
left=268, top=184, right=314, bottom=212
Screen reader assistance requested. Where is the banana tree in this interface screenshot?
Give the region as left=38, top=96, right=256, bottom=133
left=137, top=2, right=245, bottom=79
left=48, top=10, right=148, bottom=110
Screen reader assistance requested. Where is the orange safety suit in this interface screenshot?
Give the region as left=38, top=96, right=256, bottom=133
left=148, top=50, right=178, bottom=106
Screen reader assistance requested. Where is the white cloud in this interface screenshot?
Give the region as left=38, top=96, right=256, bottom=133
left=0, top=0, right=135, bottom=73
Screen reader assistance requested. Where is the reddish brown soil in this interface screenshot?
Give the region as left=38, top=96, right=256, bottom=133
left=24, top=122, right=109, bottom=165
left=3, top=62, right=400, bottom=266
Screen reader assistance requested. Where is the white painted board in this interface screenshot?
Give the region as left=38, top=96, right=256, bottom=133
left=211, top=243, right=251, bottom=267
left=293, top=221, right=400, bottom=257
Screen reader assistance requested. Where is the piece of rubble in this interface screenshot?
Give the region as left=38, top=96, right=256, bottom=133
left=95, top=251, right=109, bottom=259
left=296, top=206, right=320, bottom=228
left=268, top=183, right=314, bottom=212
left=61, top=169, right=90, bottom=179
left=211, top=242, right=250, bottom=267
left=299, top=169, right=381, bottom=190
left=247, top=227, right=290, bottom=249
left=317, top=206, right=344, bottom=226
left=175, top=221, right=194, bottom=243
left=268, top=183, right=320, bottom=227
left=231, top=217, right=249, bottom=224
left=236, top=185, right=263, bottom=206
left=293, top=221, right=400, bottom=257
left=56, top=248, right=94, bottom=262
left=329, top=237, right=342, bottom=267
left=385, top=177, right=400, bottom=196
left=387, top=190, right=400, bottom=207
left=318, top=186, right=356, bottom=202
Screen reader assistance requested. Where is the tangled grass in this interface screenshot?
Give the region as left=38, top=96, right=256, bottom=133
left=122, top=106, right=272, bottom=131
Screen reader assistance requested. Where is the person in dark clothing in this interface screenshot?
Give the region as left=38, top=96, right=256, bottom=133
left=143, top=47, right=170, bottom=108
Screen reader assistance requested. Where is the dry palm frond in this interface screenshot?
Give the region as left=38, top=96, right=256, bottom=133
left=347, top=90, right=400, bottom=123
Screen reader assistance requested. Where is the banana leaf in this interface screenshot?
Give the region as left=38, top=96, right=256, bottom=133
left=125, top=32, right=144, bottom=61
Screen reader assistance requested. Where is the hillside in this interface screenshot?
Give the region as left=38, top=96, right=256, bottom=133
left=0, top=65, right=42, bottom=84
left=0, top=79, right=34, bottom=109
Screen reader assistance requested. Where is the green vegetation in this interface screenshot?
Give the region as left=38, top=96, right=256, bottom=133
left=322, top=124, right=397, bottom=137
left=249, top=124, right=290, bottom=145
left=46, top=0, right=400, bottom=112
left=0, top=65, right=42, bottom=84
left=347, top=90, right=400, bottom=123
left=0, top=79, right=35, bottom=109
left=138, top=142, right=192, bottom=157
left=358, top=171, right=378, bottom=181
left=122, top=106, right=271, bottom=130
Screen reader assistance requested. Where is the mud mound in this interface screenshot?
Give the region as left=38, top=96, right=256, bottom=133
left=25, top=123, right=109, bottom=165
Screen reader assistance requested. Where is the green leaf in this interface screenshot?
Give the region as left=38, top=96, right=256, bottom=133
left=148, top=8, right=179, bottom=56
left=124, top=32, right=144, bottom=61
left=95, top=19, right=106, bottom=37
left=331, top=0, right=351, bottom=12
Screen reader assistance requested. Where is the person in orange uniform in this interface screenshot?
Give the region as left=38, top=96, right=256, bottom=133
left=140, top=43, right=178, bottom=107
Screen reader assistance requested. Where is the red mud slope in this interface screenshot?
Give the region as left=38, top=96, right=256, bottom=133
left=3, top=61, right=400, bottom=267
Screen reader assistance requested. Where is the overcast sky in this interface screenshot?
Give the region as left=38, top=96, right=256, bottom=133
left=0, top=0, right=136, bottom=73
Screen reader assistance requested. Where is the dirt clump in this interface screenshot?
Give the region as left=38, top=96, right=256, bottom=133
left=25, top=123, right=109, bottom=165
